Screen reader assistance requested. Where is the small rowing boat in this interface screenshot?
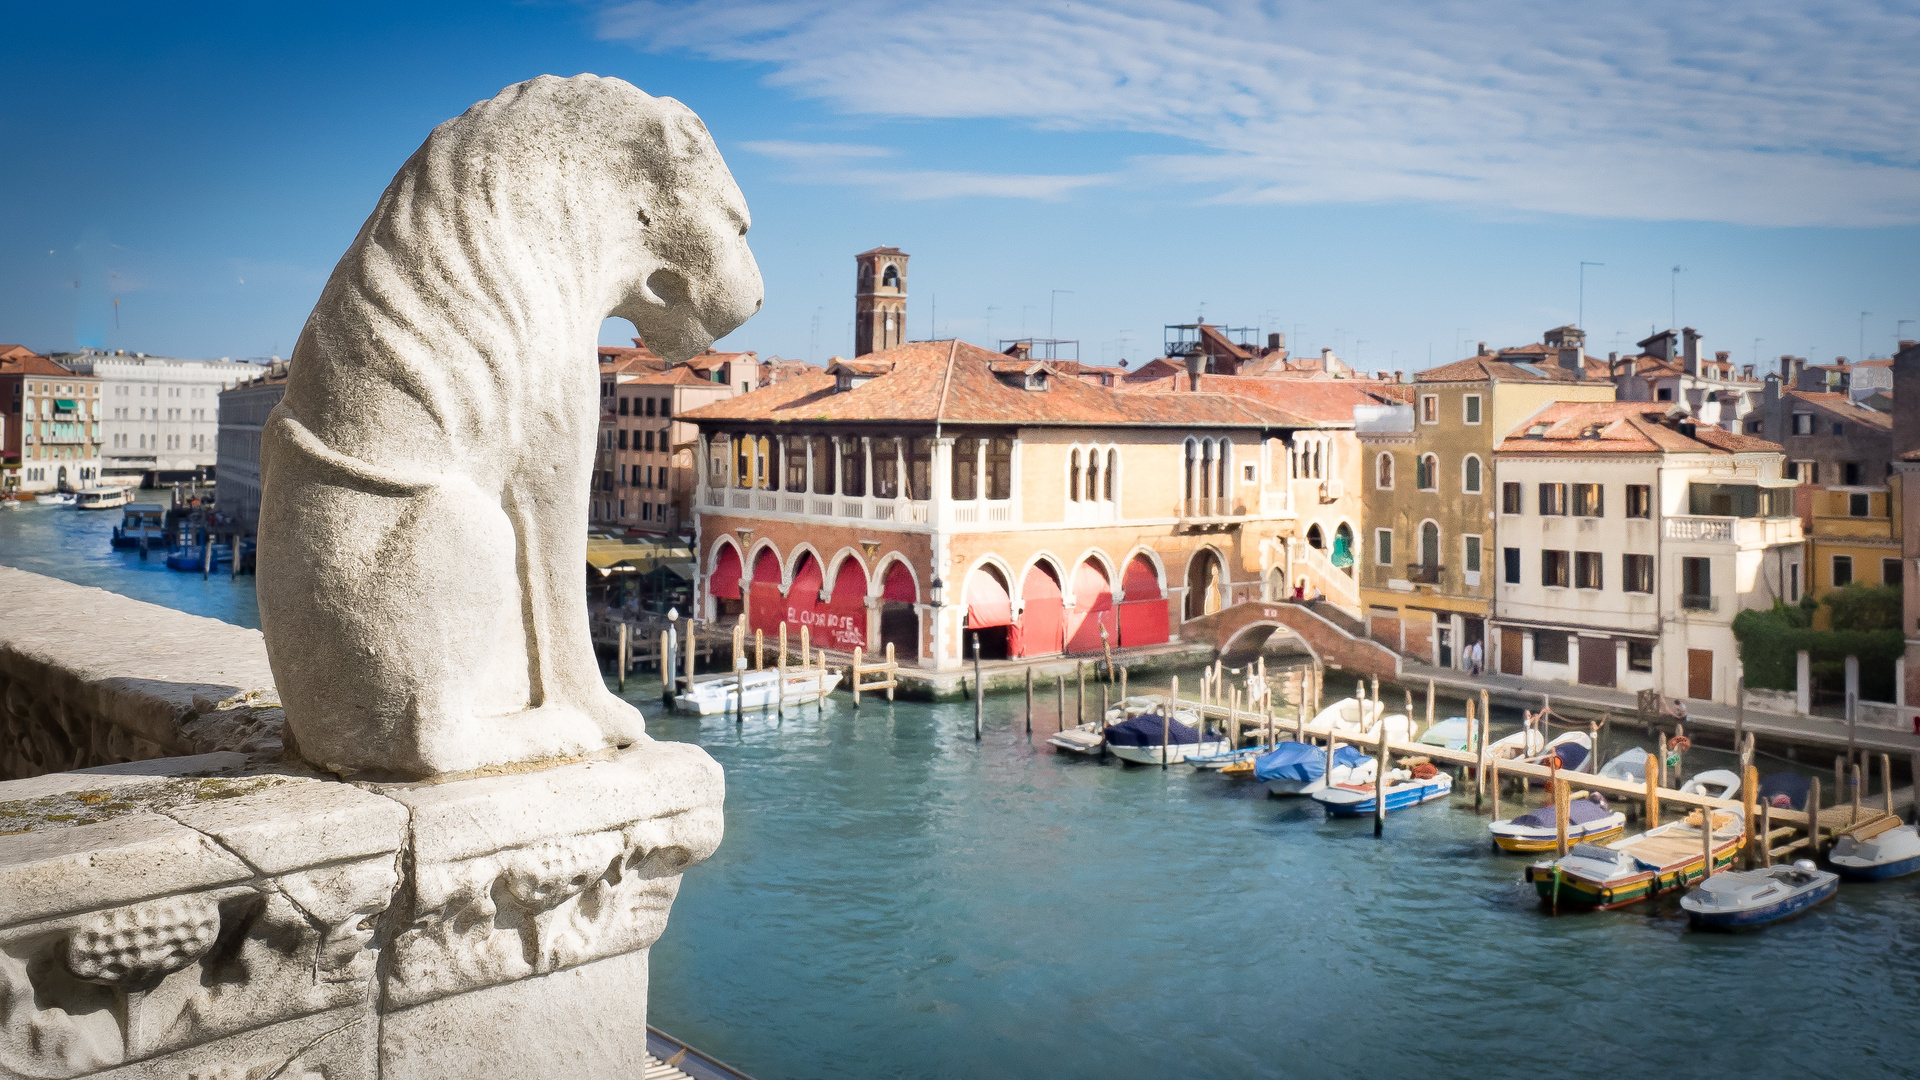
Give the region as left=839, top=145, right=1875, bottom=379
left=1679, top=769, right=1742, bottom=801
left=1046, top=723, right=1106, bottom=756
left=1680, top=861, right=1837, bottom=931
left=673, top=666, right=839, bottom=715
left=1488, top=792, right=1626, bottom=852
left=1829, top=816, right=1920, bottom=881
left=1597, top=747, right=1649, bottom=785
left=1312, top=766, right=1452, bottom=817
left=1419, top=717, right=1472, bottom=751
left=1524, top=731, right=1592, bottom=773
left=1525, top=809, right=1744, bottom=910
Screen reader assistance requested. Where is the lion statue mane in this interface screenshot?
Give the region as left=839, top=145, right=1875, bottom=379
left=257, top=74, right=761, bottom=779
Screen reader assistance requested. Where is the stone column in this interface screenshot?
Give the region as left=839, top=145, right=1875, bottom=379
left=931, top=437, right=954, bottom=528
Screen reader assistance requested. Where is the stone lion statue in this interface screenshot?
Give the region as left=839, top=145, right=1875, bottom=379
left=257, top=74, right=761, bottom=779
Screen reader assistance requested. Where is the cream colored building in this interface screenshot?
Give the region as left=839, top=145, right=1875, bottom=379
left=60, top=350, right=259, bottom=479
left=1492, top=401, right=1801, bottom=705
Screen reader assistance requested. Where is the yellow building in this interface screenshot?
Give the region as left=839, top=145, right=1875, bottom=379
left=1357, top=331, right=1614, bottom=671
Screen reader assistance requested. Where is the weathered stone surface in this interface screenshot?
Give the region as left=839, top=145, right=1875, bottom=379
left=379, top=949, right=651, bottom=1080
left=0, top=814, right=252, bottom=926
left=165, top=779, right=408, bottom=876
left=378, top=742, right=723, bottom=1008
left=83, top=1004, right=375, bottom=1080
left=256, top=73, right=762, bottom=780
left=0, top=568, right=282, bottom=781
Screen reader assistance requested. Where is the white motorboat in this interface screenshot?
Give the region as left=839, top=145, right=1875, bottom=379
left=1829, top=817, right=1920, bottom=881
left=1524, top=731, right=1594, bottom=773
left=1419, top=716, right=1472, bottom=751
left=74, top=486, right=131, bottom=510
left=1103, top=711, right=1229, bottom=765
left=1489, top=793, right=1627, bottom=852
left=1313, top=768, right=1452, bottom=817
left=1680, top=769, right=1742, bottom=801
left=1598, top=747, right=1650, bottom=784
left=1257, top=741, right=1376, bottom=796
left=1681, top=861, right=1837, bottom=931
left=673, top=666, right=839, bottom=715
left=1486, top=726, right=1546, bottom=761
left=1314, top=697, right=1383, bottom=737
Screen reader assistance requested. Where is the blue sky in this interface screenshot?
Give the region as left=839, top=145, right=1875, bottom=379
left=2, top=1, right=1916, bottom=371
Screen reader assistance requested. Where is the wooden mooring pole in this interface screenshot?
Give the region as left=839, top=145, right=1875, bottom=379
left=1374, top=719, right=1388, bottom=837
left=1056, top=673, right=1066, bottom=734
left=1026, top=666, right=1035, bottom=735
left=972, top=634, right=983, bottom=741
left=1808, top=776, right=1822, bottom=857
left=1163, top=676, right=1176, bottom=770
left=1077, top=662, right=1087, bottom=728
left=616, top=622, right=629, bottom=693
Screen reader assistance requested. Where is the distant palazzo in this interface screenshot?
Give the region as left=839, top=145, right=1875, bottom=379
left=681, top=340, right=1349, bottom=669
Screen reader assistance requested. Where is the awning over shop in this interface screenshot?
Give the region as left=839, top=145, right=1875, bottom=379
left=586, top=536, right=694, bottom=574
left=54, top=399, right=78, bottom=412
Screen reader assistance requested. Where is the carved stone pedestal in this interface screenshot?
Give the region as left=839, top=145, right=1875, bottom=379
left=0, top=743, right=723, bottom=1080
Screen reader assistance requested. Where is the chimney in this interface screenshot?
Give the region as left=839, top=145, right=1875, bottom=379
left=1684, top=387, right=1706, bottom=414
left=1476, top=342, right=1489, bottom=357
left=1796, top=362, right=1823, bottom=393
left=1557, top=347, right=1584, bottom=380
left=1268, top=332, right=1283, bottom=351
left=1183, top=345, right=1205, bottom=390
left=1894, top=340, right=1920, bottom=457
left=1681, top=327, right=1701, bottom=376
left=1393, top=370, right=1404, bottom=384
left=1779, top=355, right=1794, bottom=383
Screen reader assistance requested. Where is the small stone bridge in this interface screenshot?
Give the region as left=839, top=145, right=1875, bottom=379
left=1181, top=600, right=1401, bottom=680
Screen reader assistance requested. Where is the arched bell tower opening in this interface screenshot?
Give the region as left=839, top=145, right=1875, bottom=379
left=855, top=246, right=909, bottom=356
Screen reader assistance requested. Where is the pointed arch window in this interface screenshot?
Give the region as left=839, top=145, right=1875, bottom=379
left=1070, top=449, right=1083, bottom=502
left=1376, top=452, right=1394, bottom=490
left=1416, top=453, right=1438, bottom=491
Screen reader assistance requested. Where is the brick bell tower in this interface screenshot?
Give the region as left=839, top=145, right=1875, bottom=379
left=854, top=246, right=908, bottom=357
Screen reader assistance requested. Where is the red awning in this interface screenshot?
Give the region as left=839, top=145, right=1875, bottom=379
left=709, top=545, right=743, bottom=600
left=965, top=569, right=1012, bottom=628
left=881, top=562, right=918, bottom=603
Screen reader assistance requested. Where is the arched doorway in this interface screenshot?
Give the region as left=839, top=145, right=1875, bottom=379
left=826, top=558, right=869, bottom=652
left=964, top=565, right=1013, bottom=660
left=1185, top=549, right=1223, bottom=620
left=1420, top=521, right=1440, bottom=571
left=878, top=561, right=919, bottom=661
left=749, top=547, right=784, bottom=634
left=1118, top=554, right=1170, bottom=647
left=1266, top=567, right=1286, bottom=601
left=781, top=552, right=825, bottom=643
left=1013, top=562, right=1064, bottom=657
left=1065, top=559, right=1113, bottom=654
left=709, top=544, right=743, bottom=619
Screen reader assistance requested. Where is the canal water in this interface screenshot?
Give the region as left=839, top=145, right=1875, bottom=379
left=6, top=503, right=1918, bottom=1078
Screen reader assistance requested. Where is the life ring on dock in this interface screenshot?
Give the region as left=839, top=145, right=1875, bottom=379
left=1669, top=735, right=1692, bottom=753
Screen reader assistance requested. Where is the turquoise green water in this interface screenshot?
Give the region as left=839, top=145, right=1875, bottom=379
left=7, top=505, right=1917, bottom=1079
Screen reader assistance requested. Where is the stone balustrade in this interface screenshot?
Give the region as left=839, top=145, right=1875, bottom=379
left=0, top=567, right=725, bottom=1080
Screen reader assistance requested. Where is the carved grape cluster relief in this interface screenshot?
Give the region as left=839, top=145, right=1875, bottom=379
left=63, top=897, right=222, bottom=987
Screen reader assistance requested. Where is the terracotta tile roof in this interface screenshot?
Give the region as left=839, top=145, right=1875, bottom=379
left=1783, top=389, right=1893, bottom=429
left=1416, top=354, right=1593, bottom=383
left=683, top=349, right=757, bottom=373
left=1117, top=373, right=1407, bottom=423
left=626, top=367, right=715, bottom=387
left=857, top=245, right=908, bottom=256
left=828, top=358, right=897, bottom=377
left=681, top=339, right=1316, bottom=428
left=0, top=346, right=80, bottom=378
left=1494, top=401, right=1783, bottom=455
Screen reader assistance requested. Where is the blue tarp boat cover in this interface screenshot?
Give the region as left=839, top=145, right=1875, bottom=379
left=1254, top=741, right=1369, bottom=783
left=1759, top=771, right=1811, bottom=811
left=1511, top=793, right=1611, bottom=828
left=1105, top=714, right=1200, bottom=747
left=1544, top=741, right=1589, bottom=772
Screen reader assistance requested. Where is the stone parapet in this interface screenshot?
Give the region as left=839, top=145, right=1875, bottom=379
left=0, top=568, right=283, bottom=781
left=0, top=744, right=723, bottom=1080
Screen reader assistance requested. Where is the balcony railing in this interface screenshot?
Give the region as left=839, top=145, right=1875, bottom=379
left=1680, top=593, right=1719, bottom=612
left=1664, top=516, right=1734, bottom=542
left=1406, top=563, right=1443, bottom=585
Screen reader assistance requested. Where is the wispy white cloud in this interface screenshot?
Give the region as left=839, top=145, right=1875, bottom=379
left=740, top=139, right=896, bottom=161
left=740, top=138, right=1111, bottom=199
left=598, top=0, right=1920, bottom=225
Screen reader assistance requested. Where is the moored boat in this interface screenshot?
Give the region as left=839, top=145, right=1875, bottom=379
left=110, top=503, right=168, bottom=549
left=1489, top=793, right=1627, bottom=852
left=1679, top=769, right=1742, bottom=801
left=1419, top=716, right=1472, bottom=751
left=1829, top=817, right=1920, bottom=881
left=1524, top=731, right=1592, bottom=773
left=1256, top=741, right=1373, bottom=796
left=1680, top=861, right=1837, bottom=930
left=1525, top=809, right=1744, bottom=910
left=1103, top=712, right=1229, bottom=765
left=1312, top=767, right=1452, bottom=817
left=1047, top=723, right=1106, bottom=756
left=1598, top=747, right=1649, bottom=785
left=672, top=666, right=839, bottom=715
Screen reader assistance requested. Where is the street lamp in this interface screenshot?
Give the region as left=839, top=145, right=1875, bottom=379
left=929, top=576, right=946, bottom=606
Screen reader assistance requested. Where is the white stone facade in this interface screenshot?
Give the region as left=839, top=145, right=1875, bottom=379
left=61, top=351, right=259, bottom=476
left=1493, top=436, right=1801, bottom=706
